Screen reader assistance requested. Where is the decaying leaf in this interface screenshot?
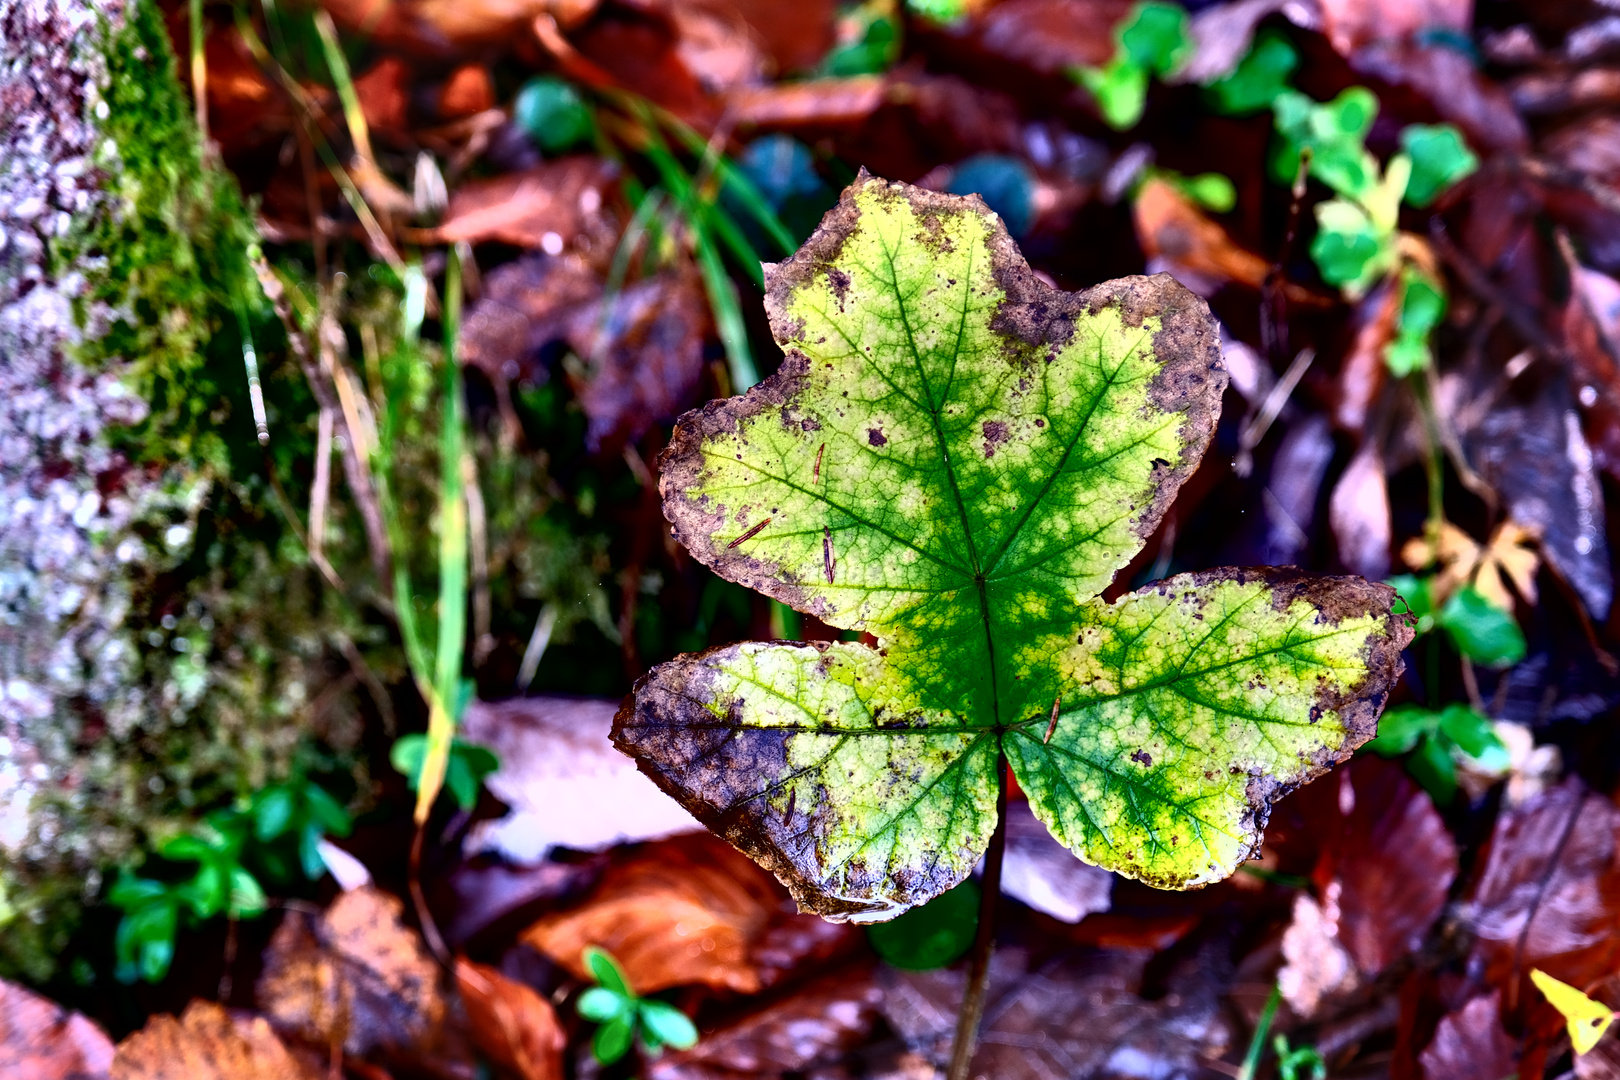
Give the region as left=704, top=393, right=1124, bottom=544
left=1000, top=796, right=1114, bottom=925
left=648, top=968, right=882, bottom=1080
left=0, top=977, right=114, bottom=1079
left=1463, top=779, right=1620, bottom=1017
left=1278, top=882, right=1359, bottom=1019
left=521, top=832, right=855, bottom=994
left=1329, top=443, right=1392, bottom=580
left=316, top=0, right=594, bottom=55
left=256, top=885, right=446, bottom=1057
left=111, top=1001, right=314, bottom=1080
left=425, top=158, right=615, bottom=249
left=455, top=958, right=565, bottom=1080
left=1419, top=991, right=1520, bottom=1080
left=614, top=173, right=1410, bottom=921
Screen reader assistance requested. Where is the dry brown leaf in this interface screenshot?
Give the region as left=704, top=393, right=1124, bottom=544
left=424, top=158, right=614, bottom=249
left=1278, top=882, right=1359, bottom=1019
left=458, top=255, right=603, bottom=386
left=353, top=57, right=411, bottom=135
left=968, top=0, right=1133, bottom=76
left=521, top=832, right=849, bottom=995
left=1401, top=520, right=1539, bottom=612
left=729, top=76, right=887, bottom=130
left=317, top=0, right=593, bottom=55
left=439, top=63, right=495, bottom=118
left=257, top=885, right=445, bottom=1057
left=1419, top=991, right=1520, bottom=1080
left=1334, top=280, right=1398, bottom=434
left=1351, top=40, right=1528, bottom=154
left=455, top=959, right=564, bottom=1080
left=0, top=977, right=114, bottom=1079
left=111, top=1001, right=313, bottom=1080
left=1329, top=443, right=1392, bottom=579
left=692, top=0, right=836, bottom=76
left=1315, top=0, right=1470, bottom=59
left=1463, top=779, right=1620, bottom=1021
left=1134, top=179, right=1324, bottom=305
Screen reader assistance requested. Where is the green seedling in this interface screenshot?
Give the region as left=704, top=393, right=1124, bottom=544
left=1389, top=574, right=1527, bottom=669
left=820, top=0, right=901, bottom=76
left=576, top=946, right=699, bottom=1064
left=249, top=771, right=355, bottom=881
left=1273, top=1033, right=1327, bottom=1080
left=1383, top=265, right=1447, bottom=376
left=1367, top=702, right=1509, bottom=804
left=1400, top=123, right=1479, bottom=209
left=392, top=733, right=499, bottom=812
left=1206, top=29, right=1298, bottom=116
left=1074, top=1, right=1191, bottom=129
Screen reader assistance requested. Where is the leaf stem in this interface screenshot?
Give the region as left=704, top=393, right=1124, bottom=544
left=947, top=754, right=1008, bottom=1080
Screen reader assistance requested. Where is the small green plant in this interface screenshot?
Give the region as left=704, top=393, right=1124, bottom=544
left=391, top=734, right=500, bottom=811
left=820, top=0, right=902, bottom=76
left=109, top=772, right=352, bottom=983
left=867, top=879, right=979, bottom=969
left=1074, top=0, right=1190, bottom=129
left=611, top=175, right=1410, bottom=1077
left=1205, top=29, right=1298, bottom=115
left=576, top=946, right=699, bottom=1064
left=1273, top=1034, right=1327, bottom=1080
left=1388, top=575, right=1527, bottom=669
left=1366, top=701, right=1508, bottom=804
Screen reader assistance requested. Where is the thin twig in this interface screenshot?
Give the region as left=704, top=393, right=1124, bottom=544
left=408, top=823, right=452, bottom=969
left=1260, top=149, right=1311, bottom=366
left=946, top=755, right=1008, bottom=1080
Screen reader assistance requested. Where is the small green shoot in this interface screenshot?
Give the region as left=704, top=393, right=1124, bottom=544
left=1400, top=123, right=1478, bottom=209
left=821, top=0, right=901, bottom=76
left=1073, top=1, right=1190, bottom=129
left=1206, top=30, right=1298, bottom=115
left=1391, top=574, right=1527, bottom=669
left=249, top=772, right=355, bottom=880
left=391, top=734, right=499, bottom=812
left=514, top=76, right=595, bottom=154
left=1366, top=702, right=1509, bottom=804
left=576, top=946, right=699, bottom=1064
left=1273, top=1034, right=1327, bottom=1080
left=867, top=878, right=979, bottom=969
left=1384, top=265, right=1447, bottom=376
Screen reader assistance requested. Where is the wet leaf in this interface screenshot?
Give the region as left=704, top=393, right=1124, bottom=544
left=615, top=174, right=1410, bottom=919
left=0, top=977, right=114, bottom=1079
left=256, top=885, right=446, bottom=1057
left=1278, top=882, right=1358, bottom=1018
left=521, top=833, right=853, bottom=994
left=455, top=958, right=566, bottom=1080
left=111, top=1002, right=314, bottom=1080
left=1328, top=444, right=1392, bottom=579
left=1400, top=521, right=1539, bottom=615
left=1419, top=991, right=1520, bottom=1080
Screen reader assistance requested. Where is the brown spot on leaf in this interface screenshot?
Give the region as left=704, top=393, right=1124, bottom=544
left=982, top=420, right=1009, bottom=458
left=1131, top=749, right=1153, bottom=766
left=867, top=427, right=887, bottom=447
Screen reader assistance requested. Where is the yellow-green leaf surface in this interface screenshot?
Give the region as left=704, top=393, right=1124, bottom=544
left=1532, top=968, right=1616, bottom=1055
left=614, top=173, right=1411, bottom=920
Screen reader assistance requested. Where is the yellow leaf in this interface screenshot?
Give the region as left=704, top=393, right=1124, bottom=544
left=1532, top=968, right=1615, bottom=1054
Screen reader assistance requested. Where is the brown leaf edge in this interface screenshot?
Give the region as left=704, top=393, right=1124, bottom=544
left=656, top=170, right=1227, bottom=630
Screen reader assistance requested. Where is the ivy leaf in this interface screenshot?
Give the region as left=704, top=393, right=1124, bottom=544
left=615, top=174, right=1411, bottom=919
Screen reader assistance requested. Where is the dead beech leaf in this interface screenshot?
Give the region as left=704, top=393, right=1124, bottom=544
left=648, top=968, right=881, bottom=1080
left=111, top=1001, right=313, bottom=1080
left=455, top=959, right=564, bottom=1080
left=1315, top=0, right=1470, bottom=59
left=571, top=269, right=710, bottom=452
left=257, top=885, right=445, bottom=1057
left=1402, top=520, right=1540, bottom=613
left=458, top=255, right=603, bottom=387
left=425, top=157, right=614, bottom=249
left=521, top=832, right=851, bottom=994
left=688, top=0, right=837, bottom=76
left=1464, top=779, right=1620, bottom=1019
left=1000, top=797, right=1113, bottom=925
left=1329, top=443, right=1392, bottom=579
left=0, top=977, right=114, bottom=1079
left=729, top=76, right=887, bottom=130
left=1566, top=262, right=1620, bottom=480
left=968, top=0, right=1133, bottom=76
left=1419, top=991, right=1520, bottom=1080
left=439, top=63, right=495, bottom=118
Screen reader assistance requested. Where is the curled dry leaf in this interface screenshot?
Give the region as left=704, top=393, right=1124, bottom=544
left=1419, top=991, right=1520, bottom=1080
left=111, top=1001, right=314, bottom=1080
left=455, top=958, right=565, bottom=1080
left=424, top=157, right=615, bottom=249
left=522, top=832, right=855, bottom=995
left=729, top=76, right=888, bottom=130
left=353, top=57, right=412, bottom=136
left=459, top=255, right=602, bottom=386
left=619, top=174, right=1409, bottom=921
left=0, top=976, right=114, bottom=1080
left=257, top=885, right=446, bottom=1057
left=648, top=968, right=882, bottom=1080
left=1463, top=778, right=1620, bottom=1019
left=1334, top=280, right=1398, bottom=435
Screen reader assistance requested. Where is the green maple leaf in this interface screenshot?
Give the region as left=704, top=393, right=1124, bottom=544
left=613, top=174, right=1412, bottom=920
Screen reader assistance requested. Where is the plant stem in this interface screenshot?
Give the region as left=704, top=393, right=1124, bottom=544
left=1238, top=984, right=1282, bottom=1080
left=946, top=755, right=1008, bottom=1080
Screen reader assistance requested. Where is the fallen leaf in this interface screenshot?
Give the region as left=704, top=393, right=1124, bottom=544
left=1566, top=261, right=1620, bottom=482
left=440, top=854, right=607, bottom=948
left=353, top=56, right=412, bottom=135
left=1335, top=280, right=1398, bottom=435
left=0, top=977, right=114, bottom=1079
left=424, top=157, right=615, bottom=249
left=1329, top=442, right=1392, bottom=579
left=455, top=958, right=565, bottom=1080
left=648, top=967, right=882, bottom=1079
left=1278, top=882, right=1359, bottom=1019
left=1000, top=797, right=1114, bottom=925
left=1401, top=520, right=1540, bottom=613
left=439, top=63, right=495, bottom=118
left=691, top=0, right=836, bottom=76
left=1315, top=0, right=1470, bottom=60
left=1462, top=778, right=1620, bottom=1020
left=1351, top=41, right=1529, bottom=154
left=1262, top=415, right=1336, bottom=566
left=1458, top=720, right=1561, bottom=809
left=967, top=0, right=1133, bottom=77
left=460, top=695, right=699, bottom=864
left=198, top=25, right=294, bottom=157
left=880, top=945, right=1232, bottom=1076
left=571, top=269, right=711, bottom=452
left=568, top=9, right=715, bottom=123
left=521, top=833, right=856, bottom=994
left=111, top=1001, right=314, bottom=1080
left=1419, top=991, right=1520, bottom=1080
left=257, top=885, right=446, bottom=1057
left=1134, top=178, right=1324, bottom=304
left=317, top=0, right=593, bottom=56
left=729, top=76, right=887, bottom=130
left=1177, top=0, right=1291, bottom=85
